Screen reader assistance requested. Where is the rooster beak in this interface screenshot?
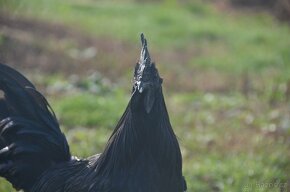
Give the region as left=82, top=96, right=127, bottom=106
left=139, top=33, right=151, bottom=69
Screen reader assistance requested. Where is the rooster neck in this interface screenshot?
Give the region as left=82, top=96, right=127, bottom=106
left=95, top=91, right=182, bottom=178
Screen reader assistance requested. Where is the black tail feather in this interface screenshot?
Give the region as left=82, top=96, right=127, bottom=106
left=0, top=63, right=71, bottom=191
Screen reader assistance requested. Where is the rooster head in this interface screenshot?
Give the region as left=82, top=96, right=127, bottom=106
left=133, top=34, right=163, bottom=114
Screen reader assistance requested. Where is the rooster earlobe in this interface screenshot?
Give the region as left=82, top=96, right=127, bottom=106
left=144, top=88, right=155, bottom=113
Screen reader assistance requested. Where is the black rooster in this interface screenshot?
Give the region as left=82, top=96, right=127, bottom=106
left=0, top=34, right=187, bottom=192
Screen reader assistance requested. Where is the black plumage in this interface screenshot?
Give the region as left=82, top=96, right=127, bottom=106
left=0, top=34, right=187, bottom=192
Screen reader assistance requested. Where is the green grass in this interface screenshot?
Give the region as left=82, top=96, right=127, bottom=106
left=53, top=91, right=128, bottom=128
left=169, top=92, right=290, bottom=191
left=0, top=0, right=290, bottom=191
left=1, top=0, right=289, bottom=75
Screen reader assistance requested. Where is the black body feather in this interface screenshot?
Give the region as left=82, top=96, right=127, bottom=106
left=0, top=34, right=187, bottom=192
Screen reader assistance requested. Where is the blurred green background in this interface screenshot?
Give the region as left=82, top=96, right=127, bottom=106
left=0, top=0, right=290, bottom=191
